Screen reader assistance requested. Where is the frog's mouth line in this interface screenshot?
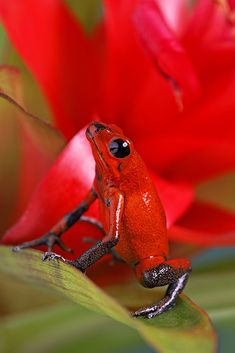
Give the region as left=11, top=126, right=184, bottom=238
left=86, top=128, right=110, bottom=170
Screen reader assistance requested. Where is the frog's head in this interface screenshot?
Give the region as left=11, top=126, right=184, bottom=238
left=86, top=121, right=134, bottom=175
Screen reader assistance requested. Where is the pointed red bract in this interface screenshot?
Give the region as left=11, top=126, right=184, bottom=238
left=156, top=0, right=191, bottom=35
left=2, top=128, right=101, bottom=258
left=150, top=174, right=194, bottom=228
left=133, top=0, right=200, bottom=108
left=137, top=135, right=235, bottom=184
left=183, top=0, right=235, bottom=79
left=169, top=201, right=235, bottom=245
left=100, top=0, right=154, bottom=126
left=0, top=0, right=101, bottom=139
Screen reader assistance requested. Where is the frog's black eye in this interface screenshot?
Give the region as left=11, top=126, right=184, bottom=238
left=108, top=138, right=130, bottom=158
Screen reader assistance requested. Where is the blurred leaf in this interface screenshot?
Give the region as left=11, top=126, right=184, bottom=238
left=0, top=67, right=65, bottom=159
left=185, top=257, right=235, bottom=319
left=185, top=258, right=235, bottom=353
left=1, top=303, right=154, bottom=353
left=0, top=271, right=63, bottom=316
left=0, top=246, right=216, bottom=353
left=197, top=173, right=235, bottom=212
left=191, top=246, right=235, bottom=269
left=2, top=38, right=52, bottom=123
left=0, top=67, right=21, bottom=234
left=214, top=313, right=235, bottom=353
left=0, top=25, right=7, bottom=60
left=0, top=65, right=65, bottom=223
left=65, top=0, right=102, bottom=33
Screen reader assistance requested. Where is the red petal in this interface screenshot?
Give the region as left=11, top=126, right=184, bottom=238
left=185, top=0, right=233, bottom=45
left=135, top=73, right=235, bottom=183
left=150, top=174, right=194, bottom=228
left=2, top=127, right=103, bottom=258
left=133, top=0, right=200, bottom=108
left=0, top=0, right=100, bottom=138
left=156, top=0, right=191, bottom=36
left=169, top=201, right=235, bottom=246
left=126, top=65, right=179, bottom=139
left=228, top=0, right=235, bottom=9
left=11, top=120, right=65, bottom=223
left=137, top=136, right=235, bottom=184
left=100, top=0, right=153, bottom=126
left=183, top=0, right=235, bottom=80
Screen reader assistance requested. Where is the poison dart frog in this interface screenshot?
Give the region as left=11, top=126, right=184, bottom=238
left=13, top=121, right=191, bottom=319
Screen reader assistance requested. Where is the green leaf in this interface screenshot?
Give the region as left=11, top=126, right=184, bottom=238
left=0, top=270, right=63, bottom=315
left=1, top=302, right=153, bottom=353
left=0, top=246, right=216, bottom=353
left=185, top=258, right=235, bottom=353
left=185, top=258, right=235, bottom=323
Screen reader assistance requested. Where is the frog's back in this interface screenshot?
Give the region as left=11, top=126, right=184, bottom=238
left=116, top=170, right=168, bottom=264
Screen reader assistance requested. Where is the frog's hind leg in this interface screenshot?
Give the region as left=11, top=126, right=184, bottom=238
left=133, top=258, right=191, bottom=319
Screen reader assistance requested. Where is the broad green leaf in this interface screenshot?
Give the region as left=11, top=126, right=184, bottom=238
left=1, top=302, right=154, bottom=353
left=0, top=270, right=62, bottom=315
left=0, top=246, right=216, bottom=353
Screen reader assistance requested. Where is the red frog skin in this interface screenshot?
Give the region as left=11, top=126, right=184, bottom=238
left=13, top=121, right=191, bottom=319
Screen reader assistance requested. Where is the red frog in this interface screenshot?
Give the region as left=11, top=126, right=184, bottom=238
left=14, top=121, right=191, bottom=319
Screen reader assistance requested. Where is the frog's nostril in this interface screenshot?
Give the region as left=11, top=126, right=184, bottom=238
left=93, top=122, right=107, bottom=132
left=86, top=127, right=92, bottom=138
left=87, top=122, right=112, bottom=138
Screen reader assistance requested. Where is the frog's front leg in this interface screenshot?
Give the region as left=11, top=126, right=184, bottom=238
left=13, top=188, right=97, bottom=254
left=133, top=257, right=191, bottom=319
left=45, top=190, right=124, bottom=272
left=81, top=218, right=123, bottom=265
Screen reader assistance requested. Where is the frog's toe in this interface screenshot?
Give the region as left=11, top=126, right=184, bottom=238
left=42, top=252, right=67, bottom=262
left=12, top=245, right=21, bottom=252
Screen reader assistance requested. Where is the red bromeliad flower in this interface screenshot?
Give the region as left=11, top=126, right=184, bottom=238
left=1, top=0, right=235, bottom=283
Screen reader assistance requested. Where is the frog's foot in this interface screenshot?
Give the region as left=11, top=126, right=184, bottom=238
left=132, top=297, right=176, bottom=319
left=42, top=252, right=85, bottom=273
left=132, top=258, right=191, bottom=319
left=42, top=251, right=68, bottom=263
left=12, top=233, right=73, bottom=254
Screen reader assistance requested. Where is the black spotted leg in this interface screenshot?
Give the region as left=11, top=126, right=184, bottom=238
left=81, top=216, right=124, bottom=264
left=12, top=189, right=97, bottom=254
left=133, top=259, right=192, bottom=319
left=44, top=189, right=124, bottom=272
